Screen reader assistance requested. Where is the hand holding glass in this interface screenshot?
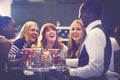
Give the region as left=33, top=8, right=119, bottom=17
left=48, top=49, right=59, bottom=69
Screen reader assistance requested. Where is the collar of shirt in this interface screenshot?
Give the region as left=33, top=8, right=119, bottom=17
left=86, top=20, right=102, bottom=34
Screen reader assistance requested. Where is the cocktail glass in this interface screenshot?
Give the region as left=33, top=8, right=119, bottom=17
left=24, top=48, right=41, bottom=69
left=48, top=49, right=59, bottom=69
left=43, top=49, right=49, bottom=67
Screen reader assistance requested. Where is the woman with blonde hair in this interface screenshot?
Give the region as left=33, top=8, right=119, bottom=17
left=8, top=21, right=39, bottom=80
left=9, top=21, right=39, bottom=61
left=67, top=19, right=85, bottom=58
left=55, top=19, right=86, bottom=80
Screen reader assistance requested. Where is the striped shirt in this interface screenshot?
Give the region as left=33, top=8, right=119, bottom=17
left=8, top=37, right=28, bottom=60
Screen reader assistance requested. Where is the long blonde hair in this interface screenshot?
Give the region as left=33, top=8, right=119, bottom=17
left=67, top=19, right=85, bottom=58
left=16, top=21, right=39, bottom=46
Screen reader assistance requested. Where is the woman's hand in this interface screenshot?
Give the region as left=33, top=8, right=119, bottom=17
left=40, top=55, right=46, bottom=66
left=53, top=56, right=66, bottom=65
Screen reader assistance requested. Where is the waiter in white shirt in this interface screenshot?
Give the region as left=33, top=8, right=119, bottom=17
left=56, top=1, right=112, bottom=80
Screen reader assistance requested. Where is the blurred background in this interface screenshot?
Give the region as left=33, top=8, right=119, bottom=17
left=0, top=0, right=120, bottom=38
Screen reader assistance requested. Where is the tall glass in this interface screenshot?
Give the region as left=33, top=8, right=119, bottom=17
left=42, top=49, right=49, bottom=67
left=48, top=49, right=59, bottom=69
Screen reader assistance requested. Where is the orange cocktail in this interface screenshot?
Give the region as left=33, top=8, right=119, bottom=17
left=43, top=50, right=49, bottom=58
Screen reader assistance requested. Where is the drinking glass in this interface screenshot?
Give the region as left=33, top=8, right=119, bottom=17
left=42, top=49, right=49, bottom=67
left=48, top=49, right=59, bottom=69
left=24, top=48, right=41, bottom=69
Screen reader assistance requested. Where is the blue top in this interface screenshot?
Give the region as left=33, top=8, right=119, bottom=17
left=8, top=37, right=28, bottom=60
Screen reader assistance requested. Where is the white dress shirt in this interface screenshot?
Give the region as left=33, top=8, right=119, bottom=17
left=66, top=20, right=108, bottom=78
left=0, top=35, right=6, bottom=39
left=108, top=37, right=120, bottom=72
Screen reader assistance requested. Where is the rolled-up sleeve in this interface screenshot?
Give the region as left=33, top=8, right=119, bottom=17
left=69, top=28, right=106, bottom=78
left=66, top=58, right=78, bottom=67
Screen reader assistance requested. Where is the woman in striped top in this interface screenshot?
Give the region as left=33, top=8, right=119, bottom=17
left=8, top=21, right=39, bottom=80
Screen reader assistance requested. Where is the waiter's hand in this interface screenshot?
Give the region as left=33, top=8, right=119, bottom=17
left=62, top=67, right=71, bottom=78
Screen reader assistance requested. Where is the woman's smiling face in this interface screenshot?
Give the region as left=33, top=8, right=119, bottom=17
left=45, top=27, right=57, bottom=43
left=70, top=21, right=84, bottom=44
left=28, top=25, right=39, bottom=43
